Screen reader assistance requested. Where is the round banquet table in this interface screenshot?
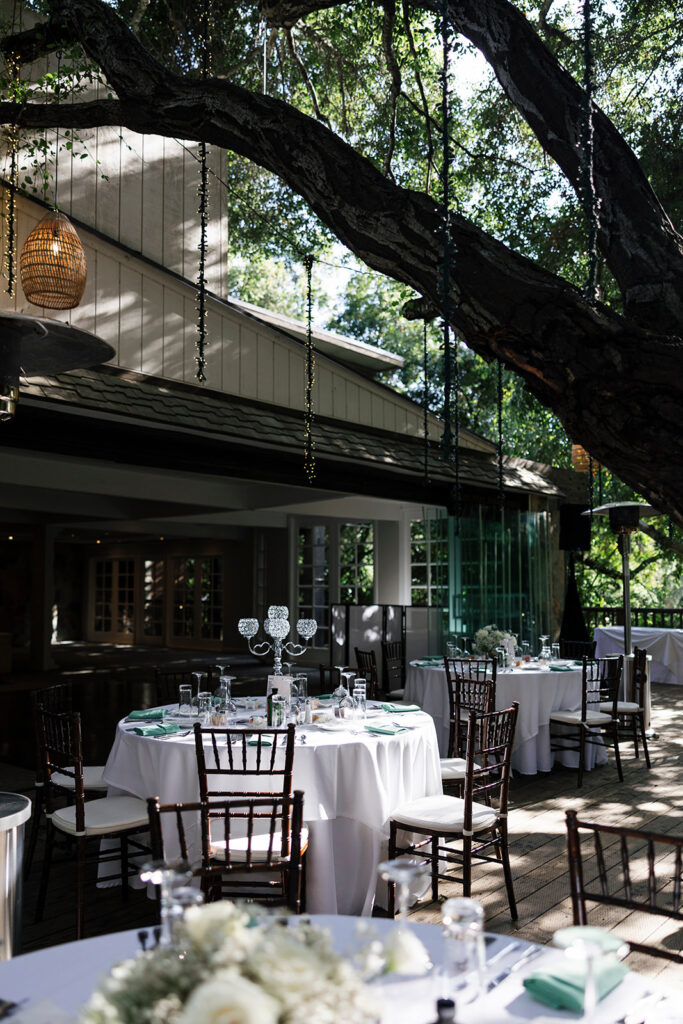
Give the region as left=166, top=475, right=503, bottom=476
left=405, top=662, right=608, bottom=775
left=103, top=705, right=442, bottom=916
left=595, top=625, right=683, bottom=685
left=0, top=916, right=678, bottom=1023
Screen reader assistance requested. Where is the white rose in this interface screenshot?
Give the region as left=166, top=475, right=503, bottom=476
left=382, top=926, right=432, bottom=975
left=246, top=930, right=326, bottom=1006
left=177, top=970, right=279, bottom=1024
left=183, top=901, right=258, bottom=961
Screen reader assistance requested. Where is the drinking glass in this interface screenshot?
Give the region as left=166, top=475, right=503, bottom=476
left=293, top=673, right=308, bottom=702
left=521, top=641, right=530, bottom=662
left=178, top=684, right=193, bottom=716
left=441, top=897, right=486, bottom=1003
left=551, top=642, right=561, bottom=662
left=495, top=646, right=507, bottom=672
left=553, top=927, right=627, bottom=1023
left=353, top=680, right=367, bottom=719
left=197, top=691, right=212, bottom=724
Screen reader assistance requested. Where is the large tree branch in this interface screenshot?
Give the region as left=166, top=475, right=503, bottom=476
left=260, top=0, right=683, bottom=335
left=1, top=0, right=682, bottom=528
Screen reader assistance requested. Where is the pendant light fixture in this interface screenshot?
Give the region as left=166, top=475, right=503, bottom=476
left=19, top=52, right=87, bottom=310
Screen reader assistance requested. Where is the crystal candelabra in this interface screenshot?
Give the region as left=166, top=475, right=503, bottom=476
left=238, top=606, right=317, bottom=675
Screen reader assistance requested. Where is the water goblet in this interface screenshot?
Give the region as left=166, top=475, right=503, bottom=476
left=441, top=897, right=486, bottom=1003
left=377, top=857, right=432, bottom=975
left=139, top=859, right=193, bottom=948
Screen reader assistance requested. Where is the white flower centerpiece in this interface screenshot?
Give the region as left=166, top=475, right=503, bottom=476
left=472, top=624, right=516, bottom=658
left=81, top=901, right=380, bottom=1024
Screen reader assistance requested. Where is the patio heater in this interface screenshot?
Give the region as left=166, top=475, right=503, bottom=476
left=583, top=502, right=659, bottom=655
left=0, top=310, right=115, bottom=420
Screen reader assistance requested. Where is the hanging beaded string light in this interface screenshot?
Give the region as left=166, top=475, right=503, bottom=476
left=438, top=0, right=460, bottom=527
left=573, top=0, right=601, bottom=513
left=423, top=320, right=430, bottom=486
left=4, top=42, right=20, bottom=298
left=20, top=51, right=87, bottom=309
left=303, top=253, right=316, bottom=483
left=195, top=0, right=212, bottom=383
left=497, top=360, right=504, bottom=510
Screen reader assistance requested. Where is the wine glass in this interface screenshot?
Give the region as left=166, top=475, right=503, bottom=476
left=377, top=857, right=432, bottom=976
left=538, top=636, right=550, bottom=667
left=441, top=897, right=486, bottom=1003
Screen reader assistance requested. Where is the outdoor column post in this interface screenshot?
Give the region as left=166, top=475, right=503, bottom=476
left=617, top=531, right=632, bottom=656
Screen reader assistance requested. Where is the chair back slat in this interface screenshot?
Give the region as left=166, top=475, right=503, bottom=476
left=464, top=703, right=518, bottom=827
left=354, top=648, right=378, bottom=699
left=194, top=723, right=296, bottom=801
left=381, top=641, right=404, bottom=693
left=444, top=658, right=496, bottom=759
left=581, top=656, right=622, bottom=717
left=565, top=810, right=683, bottom=964
left=559, top=639, right=597, bottom=659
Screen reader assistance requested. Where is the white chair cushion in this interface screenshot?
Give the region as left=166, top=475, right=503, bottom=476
left=51, top=765, right=108, bottom=791
left=601, top=701, right=640, bottom=713
left=439, top=758, right=481, bottom=781
left=51, top=796, right=149, bottom=837
left=549, top=709, right=612, bottom=725
left=210, top=824, right=309, bottom=863
left=391, top=794, right=498, bottom=833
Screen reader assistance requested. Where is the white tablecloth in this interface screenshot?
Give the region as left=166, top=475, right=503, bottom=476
left=405, top=663, right=608, bottom=774
left=1, top=918, right=679, bottom=1023
left=595, top=625, right=683, bottom=685
left=103, top=709, right=442, bottom=916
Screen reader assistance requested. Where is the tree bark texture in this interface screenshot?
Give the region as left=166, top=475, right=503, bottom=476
left=1, top=0, right=682, bottom=526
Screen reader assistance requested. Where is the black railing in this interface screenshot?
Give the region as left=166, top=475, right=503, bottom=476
left=584, top=608, right=683, bottom=630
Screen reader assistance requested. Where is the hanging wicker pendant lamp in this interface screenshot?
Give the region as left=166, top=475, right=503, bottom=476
left=571, top=444, right=591, bottom=472
left=20, top=210, right=87, bottom=310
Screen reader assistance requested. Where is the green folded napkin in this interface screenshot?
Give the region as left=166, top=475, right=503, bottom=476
left=415, top=660, right=443, bottom=668
left=550, top=664, right=576, bottom=672
left=126, top=708, right=167, bottom=721
left=572, top=659, right=584, bottom=665
left=381, top=703, right=421, bottom=713
left=318, top=694, right=335, bottom=701
left=130, top=722, right=180, bottom=737
left=524, top=957, right=627, bottom=1013
left=247, top=737, right=273, bottom=746
left=365, top=724, right=404, bottom=735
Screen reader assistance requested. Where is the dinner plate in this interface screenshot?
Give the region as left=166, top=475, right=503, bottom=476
left=316, top=719, right=353, bottom=731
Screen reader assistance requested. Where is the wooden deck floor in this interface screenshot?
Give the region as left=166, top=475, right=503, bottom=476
left=3, top=682, right=682, bottom=987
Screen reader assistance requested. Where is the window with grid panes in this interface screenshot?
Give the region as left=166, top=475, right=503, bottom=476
left=94, top=559, right=113, bottom=633
left=172, top=556, right=224, bottom=642
left=172, top=557, right=195, bottom=638
left=339, top=522, right=374, bottom=603
left=200, top=557, right=223, bottom=641
left=410, top=518, right=448, bottom=607
left=297, top=526, right=329, bottom=646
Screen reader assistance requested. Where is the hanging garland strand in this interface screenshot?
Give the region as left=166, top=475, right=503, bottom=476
left=423, top=321, right=429, bottom=486
left=195, top=0, right=212, bottom=384
left=4, top=51, right=20, bottom=297
left=581, top=0, right=599, bottom=302
left=438, top=0, right=453, bottom=462
left=497, top=360, right=504, bottom=510
left=303, top=253, right=316, bottom=483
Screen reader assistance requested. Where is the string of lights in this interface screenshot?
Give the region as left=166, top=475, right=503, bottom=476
left=303, top=253, right=316, bottom=482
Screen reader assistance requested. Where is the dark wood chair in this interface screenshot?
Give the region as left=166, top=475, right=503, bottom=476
left=388, top=703, right=519, bottom=921
left=354, top=647, right=378, bottom=699
left=601, top=645, right=651, bottom=769
left=549, top=656, right=623, bottom=787
left=565, top=810, right=683, bottom=964
left=194, top=722, right=296, bottom=803
left=443, top=658, right=497, bottom=759
left=147, top=791, right=307, bottom=912
left=154, top=666, right=216, bottom=707
left=559, top=639, right=596, bottom=659
left=381, top=640, right=405, bottom=699
left=25, top=684, right=107, bottom=878
left=35, top=707, right=150, bottom=939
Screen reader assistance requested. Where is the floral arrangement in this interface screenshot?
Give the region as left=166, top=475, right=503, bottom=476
left=81, top=901, right=380, bottom=1024
left=472, top=624, right=516, bottom=657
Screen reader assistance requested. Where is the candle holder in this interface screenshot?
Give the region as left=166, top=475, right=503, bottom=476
left=238, top=605, right=317, bottom=675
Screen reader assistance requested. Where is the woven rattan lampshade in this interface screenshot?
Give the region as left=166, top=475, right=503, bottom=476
left=571, top=444, right=591, bottom=473
left=20, top=211, right=87, bottom=309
